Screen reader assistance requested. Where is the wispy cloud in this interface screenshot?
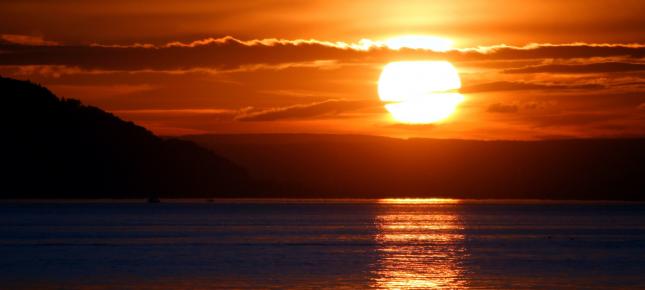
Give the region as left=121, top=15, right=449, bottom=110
left=0, top=34, right=59, bottom=46
left=114, top=108, right=237, bottom=115
left=461, top=81, right=605, bottom=94
left=505, top=62, right=645, bottom=74
left=487, top=103, right=520, bottom=113
left=236, top=99, right=373, bottom=121
left=113, top=100, right=374, bottom=123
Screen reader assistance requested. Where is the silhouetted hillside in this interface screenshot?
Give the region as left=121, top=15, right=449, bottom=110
left=2, top=76, right=642, bottom=200
left=185, top=134, right=645, bottom=200
left=0, top=77, right=247, bottom=198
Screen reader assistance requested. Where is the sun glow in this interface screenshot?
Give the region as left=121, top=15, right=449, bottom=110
left=378, top=61, right=464, bottom=124
left=378, top=198, right=461, bottom=204
left=385, top=35, right=454, bottom=52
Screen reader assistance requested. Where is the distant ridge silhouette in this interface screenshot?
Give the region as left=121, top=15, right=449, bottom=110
left=185, top=134, right=645, bottom=200
left=0, top=77, right=248, bottom=198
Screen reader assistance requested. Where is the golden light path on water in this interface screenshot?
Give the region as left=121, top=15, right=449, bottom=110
left=372, top=198, right=467, bottom=289
left=378, top=198, right=461, bottom=205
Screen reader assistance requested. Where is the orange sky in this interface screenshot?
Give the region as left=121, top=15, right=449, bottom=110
left=1, top=0, right=644, bottom=139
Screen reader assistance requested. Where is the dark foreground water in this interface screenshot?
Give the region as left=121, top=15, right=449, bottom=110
left=1, top=199, right=644, bottom=289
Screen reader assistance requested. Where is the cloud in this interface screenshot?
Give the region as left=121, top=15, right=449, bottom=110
left=114, top=108, right=239, bottom=123
left=1, top=36, right=645, bottom=72
left=461, top=81, right=604, bottom=94
left=0, top=34, right=58, bottom=46
left=616, top=81, right=645, bottom=88
left=93, top=36, right=383, bottom=51
left=50, top=84, right=156, bottom=98
left=236, top=99, right=373, bottom=121
left=114, top=108, right=236, bottom=115
left=259, top=89, right=347, bottom=98
left=460, top=43, right=645, bottom=60
left=505, top=62, right=645, bottom=74
left=0, top=65, right=87, bottom=78
left=487, top=103, right=520, bottom=113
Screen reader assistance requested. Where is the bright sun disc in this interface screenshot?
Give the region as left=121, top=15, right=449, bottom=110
left=378, top=61, right=464, bottom=124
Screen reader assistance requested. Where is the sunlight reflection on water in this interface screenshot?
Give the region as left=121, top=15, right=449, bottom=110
left=378, top=198, right=461, bottom=204
left=2, top=200, right=645, bottom=289
left=372, top=199, right=468, bottom=289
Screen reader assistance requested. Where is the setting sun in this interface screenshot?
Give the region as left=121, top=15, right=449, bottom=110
left=378, top=61, right=465, bottom=124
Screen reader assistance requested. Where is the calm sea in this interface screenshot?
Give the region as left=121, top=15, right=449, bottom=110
left=1, top=199, right=644, bottom=289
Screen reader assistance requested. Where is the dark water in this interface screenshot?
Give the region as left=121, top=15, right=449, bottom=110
left=1, top=199, right=644, bottom=289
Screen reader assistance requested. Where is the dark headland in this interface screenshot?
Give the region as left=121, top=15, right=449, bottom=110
left=0, top=77, right=248, bottom=198
left=1, top=77, right=644, bottom=200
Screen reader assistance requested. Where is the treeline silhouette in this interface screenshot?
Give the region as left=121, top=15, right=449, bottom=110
left=0, top=77, right=247, bottom=198
left=185, top=134, right=645, bottom=200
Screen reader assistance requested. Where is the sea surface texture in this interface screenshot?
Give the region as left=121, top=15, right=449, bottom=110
left=1, top=199, right=644, bottom=289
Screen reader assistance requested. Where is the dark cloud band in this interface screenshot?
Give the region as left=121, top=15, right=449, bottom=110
left=2, top=36, right=645, bottom=72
